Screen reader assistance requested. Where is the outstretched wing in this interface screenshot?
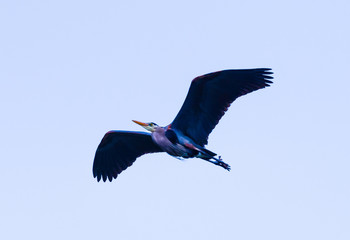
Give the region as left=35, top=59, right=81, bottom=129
left=171, top=68, right=273, bottom=146
left=93, top=131, right=163, bottom=182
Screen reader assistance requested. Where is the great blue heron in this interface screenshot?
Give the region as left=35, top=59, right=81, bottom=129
left=93, top=68, right=273, bottom=182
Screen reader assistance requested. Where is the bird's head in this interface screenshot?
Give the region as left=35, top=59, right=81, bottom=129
left=132, top=120, right=159, bottom=132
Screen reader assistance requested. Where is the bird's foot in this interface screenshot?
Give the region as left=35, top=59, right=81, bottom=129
left=217, top=161, right=231, bottom=171
left=213, top=156, right=231, bottom=171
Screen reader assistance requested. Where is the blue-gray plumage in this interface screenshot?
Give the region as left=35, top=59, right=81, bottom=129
left=93, top=68, right=273, bottom=182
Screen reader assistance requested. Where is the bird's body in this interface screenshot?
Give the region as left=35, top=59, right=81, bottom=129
left=152, top=125, right=216, bottom=160
left=152, top=127, right=188, bottom=157
left=93, top=68, right=273, bottom=182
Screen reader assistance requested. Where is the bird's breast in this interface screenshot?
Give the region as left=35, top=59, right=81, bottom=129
left=151, top=128, right=197, bottom=158
left=151, top=129, right=173, bottom=151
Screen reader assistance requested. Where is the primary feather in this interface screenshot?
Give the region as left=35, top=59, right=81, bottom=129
left=171, top=68, right=273, bottom=146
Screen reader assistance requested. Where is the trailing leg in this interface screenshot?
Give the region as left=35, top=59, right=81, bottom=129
left=212, top=156, right=231, bottom=171
left=198, top=153, right=231, bottom=171
left=185, top=143, right=231, bottom=171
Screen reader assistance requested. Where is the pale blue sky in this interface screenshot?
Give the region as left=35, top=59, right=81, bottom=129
left=1, top=1, right=349, bottom=239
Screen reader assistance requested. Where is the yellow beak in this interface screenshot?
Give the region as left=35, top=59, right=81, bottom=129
left=132, top=120, right=148, bottom=127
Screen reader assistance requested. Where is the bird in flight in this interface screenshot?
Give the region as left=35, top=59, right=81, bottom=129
left=93, top=68, right=273, bottom=182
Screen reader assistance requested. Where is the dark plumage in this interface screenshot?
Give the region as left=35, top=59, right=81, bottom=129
left=93, top=131, right=162, bottom=182
left=93, top=68, right=273, bottom=182
left=172, top=68, right=273, bottom=146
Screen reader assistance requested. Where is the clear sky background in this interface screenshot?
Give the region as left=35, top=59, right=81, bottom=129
left=1, top=1, right=349, bottom=239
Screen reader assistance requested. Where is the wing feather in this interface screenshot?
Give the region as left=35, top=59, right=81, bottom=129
left=93, top=131, right=163, bottom=182
left=171, top=68, right=273, bottom=146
